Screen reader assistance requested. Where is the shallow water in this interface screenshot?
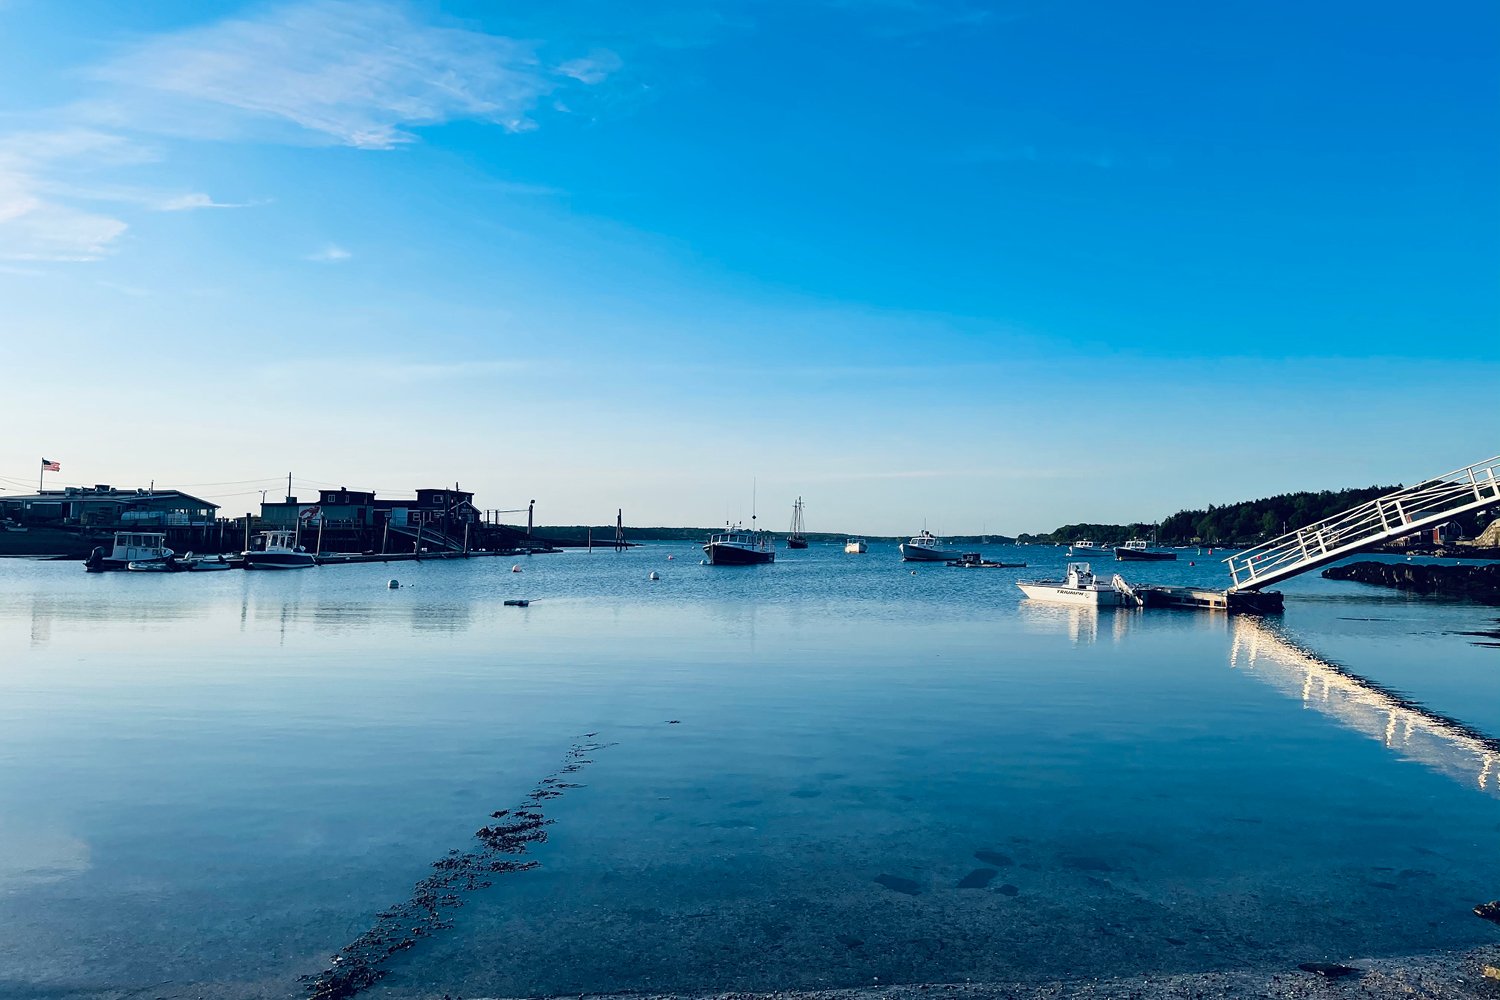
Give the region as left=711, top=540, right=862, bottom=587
left=1, top=544, right=1497, bottom=998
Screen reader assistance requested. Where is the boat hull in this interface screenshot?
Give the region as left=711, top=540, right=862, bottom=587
left=844, top=541, right=867, bottom=554
left=1017, top=582, right=1131, bottom=607
left=704, top=542, right=774, bottom=565
left=900, top=544, right=958, bottom=562
left=243, top=553, right=316, bottom=569
left=1068, top=546, right=1108, bottom=557
left=702, top=542, right=774, bottom=566
left=1115, top=548, right=1177, bottom=561
left=785, top=537, right=809, bottom=549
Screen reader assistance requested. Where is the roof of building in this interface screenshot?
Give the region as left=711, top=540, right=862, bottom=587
left=0, top=487, right=219, bottom=509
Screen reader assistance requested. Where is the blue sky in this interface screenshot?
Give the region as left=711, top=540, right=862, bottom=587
left=1, top=0, right=1496, bottom=534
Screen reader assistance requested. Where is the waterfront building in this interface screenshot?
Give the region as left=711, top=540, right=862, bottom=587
left=0, top=485, right=218, bottom=529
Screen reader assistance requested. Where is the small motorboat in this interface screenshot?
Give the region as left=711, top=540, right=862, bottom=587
left=179, top=553, right=233, bottom=571
left=900, top=530, right=959, bottom=562
left=85, top=532, right=174, bottom=571
left=243, top=530, right=316, bottom=569
left=945, top=552, right=1027, bottom=569
left=844, top=537, right=868, bottom=554
left=704, top=524, right=775, bottom=565
left=126, top=557, right=181, bottom=572
left=1017, top=562, right=1139, bottom=607
left=1115, top=538, right=1177, bottom=562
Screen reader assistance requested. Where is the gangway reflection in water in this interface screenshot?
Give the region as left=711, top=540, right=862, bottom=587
left=1016, top=600, right=1136, bottom=646
left=1229, top=616, right=1500, bottom=798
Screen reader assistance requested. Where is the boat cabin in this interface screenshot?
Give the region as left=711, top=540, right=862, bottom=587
left=247, top=529, right=306, bottom=553
left=108, top=532, right=173, bottom=562
left=1066, top=562, right=1097, bottom=587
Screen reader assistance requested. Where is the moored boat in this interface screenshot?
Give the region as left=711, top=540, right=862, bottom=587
left=126, top=557, right=182, bottom=572
left=1115, top=538, right=1177, bottom=561
left=1017, top=562, right=1137, bottom=607
left=85, top=532, right=174, bottom=572
left=179, top=553, right=233, bottom=571
left=786, top=497, right=809, bottom=549
left=946, top=552, right=1027, bottom=568
left=1067, top=539, right=1108, bottom=557
left=243, top=530, right=316, bottom=570
left=844, top=537, right=867, bottom=554
left=900, top=530, right=959, bottom=562
left=704, top=525, right=775, bottom=565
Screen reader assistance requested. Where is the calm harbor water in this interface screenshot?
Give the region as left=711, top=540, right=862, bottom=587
left=2, top=544, right=1498, bottom=998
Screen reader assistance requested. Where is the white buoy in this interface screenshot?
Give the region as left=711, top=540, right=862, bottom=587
left=649, top=571, right=660, bottom=581
left=511, top=565, right=522, bottom=573
left=387, top=579, right=400, bottom=589
left=910, top=569, right=917, bottom=575
left=667, top=555, right=674, bottom=561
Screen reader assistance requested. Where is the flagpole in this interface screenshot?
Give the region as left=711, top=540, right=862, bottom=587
left=38, top=459, right=42, bottom=494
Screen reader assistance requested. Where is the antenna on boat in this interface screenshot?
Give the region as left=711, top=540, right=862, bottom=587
left=751, top=478, right=757, bottom=530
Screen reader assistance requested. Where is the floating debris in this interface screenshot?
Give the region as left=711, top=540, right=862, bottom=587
left=503, top=599, right=530, bottom=607
left=302, top=737, right=613, bottom=1000
left=1476, top=900, right=1500, bottom=924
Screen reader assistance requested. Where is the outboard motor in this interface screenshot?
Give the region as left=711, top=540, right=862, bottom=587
left=84, top=546, right=106, bottom=572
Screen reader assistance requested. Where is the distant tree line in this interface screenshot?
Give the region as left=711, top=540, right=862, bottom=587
left=1018, top=484, right=1411, bottom=547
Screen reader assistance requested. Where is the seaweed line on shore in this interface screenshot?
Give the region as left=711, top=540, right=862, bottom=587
left=301, top=732, right=620, bottom=1000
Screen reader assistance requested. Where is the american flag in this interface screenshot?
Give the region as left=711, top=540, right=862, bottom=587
left=41, top=459, right=60, bottom=472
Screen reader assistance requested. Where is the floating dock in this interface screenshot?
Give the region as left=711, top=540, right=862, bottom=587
left=1138, top=584, right=1283, bottom=614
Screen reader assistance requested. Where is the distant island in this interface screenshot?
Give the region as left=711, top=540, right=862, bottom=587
left=1017, top=484, right=1407, bottom=548
left=526, top=483, right=1497, bottom=551
left=525, top=526, right=1016, bottom=546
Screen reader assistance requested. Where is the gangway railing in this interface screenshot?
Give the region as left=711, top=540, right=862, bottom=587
left=1225, top=454, right=1500, bottom=592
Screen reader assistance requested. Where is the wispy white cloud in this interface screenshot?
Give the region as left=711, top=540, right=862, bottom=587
left=558, top=50, right=624, bottom=86
left=0, top=130, right=140, bottom=261
left=306, top=244, right=351, bottom=262
left=154, top=192, right=256, bottom=211
left=0, top=1, right=621, bottom=263
left=89, top=0, right=619, bottom=149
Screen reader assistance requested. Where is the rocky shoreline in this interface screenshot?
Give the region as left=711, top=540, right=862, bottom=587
left=1322, top=561, right=1500, bottom=604
left=403, top=944, right=1500, bottom=1000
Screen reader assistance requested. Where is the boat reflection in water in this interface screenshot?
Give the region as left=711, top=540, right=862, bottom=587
left=1229, top=616, right=1500, bottom=799
left=1015, top=599, right=1136, bottom=646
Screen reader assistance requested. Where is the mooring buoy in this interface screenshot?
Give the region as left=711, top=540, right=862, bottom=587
left=649, top=571, right=660, bottom=581
left=387, top=579, right=400, bottom=589
left=511, top=565, right=522, bottom=573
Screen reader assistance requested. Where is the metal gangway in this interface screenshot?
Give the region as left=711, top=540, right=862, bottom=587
left=1225, top=454, right=1500, bottom=593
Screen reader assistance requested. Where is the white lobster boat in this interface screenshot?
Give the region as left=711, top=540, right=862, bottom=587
left=85, top=532, right=174, bottom=572
left=243, top=530, right=316, bottom=570
left=1017, top=562, right=1137, bottom=607
left=844, top=537, right=867, bottom=554
left=899, top=530, right=959, bottom=562
left=1067, top=538, right=1108, bottom=557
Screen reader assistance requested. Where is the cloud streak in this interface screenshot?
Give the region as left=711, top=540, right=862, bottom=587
left=90, top=0, right=619, bottom=149
left=306, top=244, right=351, bottom=262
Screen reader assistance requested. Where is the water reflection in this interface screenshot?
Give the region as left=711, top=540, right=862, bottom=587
left=1015, top=600, right=1137, bottom=645
left=1230, top=616, right=1500, bottom=798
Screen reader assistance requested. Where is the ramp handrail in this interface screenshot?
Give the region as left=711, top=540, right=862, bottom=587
left=1225, top=454, right=1500, bottom=592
